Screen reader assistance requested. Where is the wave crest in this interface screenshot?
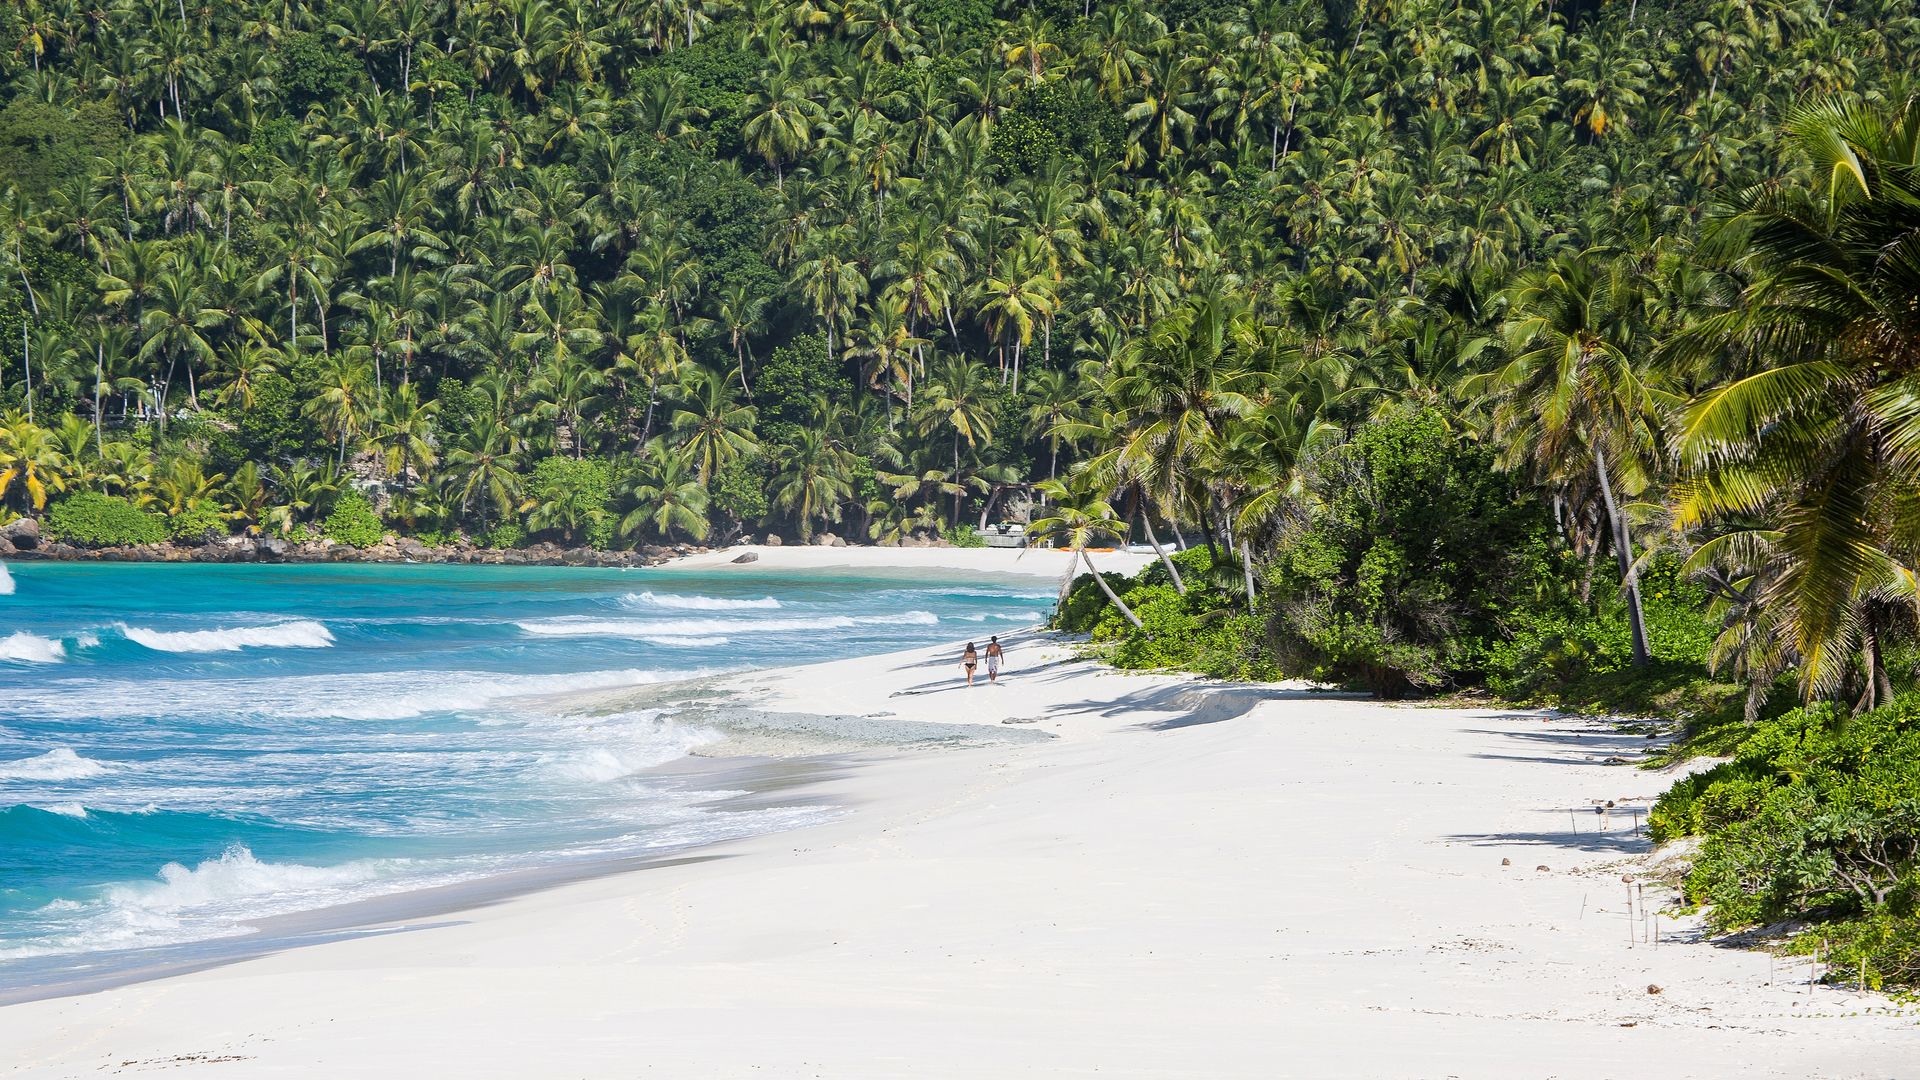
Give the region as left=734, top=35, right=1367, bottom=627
left=0, top=561, right=13, bottom=595
left=0, top=748, right=112, bottom=781
left=0, top=631, right=64, bottom=663
left=516, top=611, right=937, bottom=639
left=620, top=591, right=781, bottom=611
left=118, top=620, right=335, bottom=653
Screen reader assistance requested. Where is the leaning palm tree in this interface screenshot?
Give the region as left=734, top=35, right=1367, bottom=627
left=1666, top=97, right=1920, bottom=707
left=1474, top=248, right=1670, bottom=667
left=1030, top=476, right=1142, bottom=628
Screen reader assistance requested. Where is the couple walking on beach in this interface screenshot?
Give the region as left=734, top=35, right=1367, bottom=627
left=962, top=637, right=1004, bottom=687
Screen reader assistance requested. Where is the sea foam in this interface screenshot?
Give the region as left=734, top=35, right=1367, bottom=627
left=0, top=748, right=112, bottom=781
left=118, top=620, right=335, bottom=653
left=0, top=631, right=64, bottom=663
left=0, top=847, right=436, bottom=958
left=515, top=611, right=938, bottom=638
left=536, top=711, right=720, bottom=784
left=0, top=561, right=14, bottom=595
left=621, top=591, right=781, bottom=611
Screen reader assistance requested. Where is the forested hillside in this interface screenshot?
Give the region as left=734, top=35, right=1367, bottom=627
left=0, top=0, right=1912, bottom=671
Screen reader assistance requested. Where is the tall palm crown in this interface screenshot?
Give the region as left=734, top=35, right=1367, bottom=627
left=1670, top=98, right=1920, bottom=703
left=1479, top=249, right=1673, bottom=653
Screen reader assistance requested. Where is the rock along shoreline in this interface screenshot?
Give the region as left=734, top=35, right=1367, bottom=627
left=0, top=517, right=705, bottom=568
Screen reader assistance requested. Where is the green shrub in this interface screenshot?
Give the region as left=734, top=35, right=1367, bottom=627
left=483, top=520, right=526, bottom=549
left=944, top=524, right=986, bottom=548
left=1265, top=408, right=1553, bottom=698
left=710, top=454, right=770, bottom=539
left=322, top=490, right=384, bottom=548
left=1484, top=555, right=1719, bottom=701
left=166, top=504, right=230, bottom=543
left=1054, top=569, right=1136, bottom=633
left=1654, top=692, right=1920, bottom=988
left=1136, top=545, right=1217, bottom=589
left=43, top=492, right=167, bottom=547
left=1099, top=581, right=1275, bottom=679
left=1795, top=912, right=1920, bottom=992
left=524, top=457, right=614, bottom=548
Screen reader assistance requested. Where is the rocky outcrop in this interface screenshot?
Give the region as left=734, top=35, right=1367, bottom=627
left=1, top=517, right=40, bottom=550
left=5, top=534, right=697, bottom=568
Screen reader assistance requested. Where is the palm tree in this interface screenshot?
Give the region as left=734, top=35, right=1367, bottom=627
left=371, top=382, right=439, bottom=489
left=442, top=420, right=524, bottom=536
left=1475, top=249, right=1668, bottom=667
left=622, top=450, right=710, bottom=542
left=1666, top=97, right=1920, bottom=706
left=669, top=368, right=758, bottom=484
left=917, top=354, right=996, bottom=524
left=742, top=68, right=824, bottom=187
left=0, top=414, right=68, bottom=513
left=771, top=427, right=853, bottom=542
left=1029, top=477, right=1141, bottom=628
left=306, top=352, right=375, bottom=467
left=1099, top=297, right=1268, bottom=579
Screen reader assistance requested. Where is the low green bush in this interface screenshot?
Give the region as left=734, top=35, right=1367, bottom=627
left=1652, top=692, right=1920, bottom=990
left=1101, top=582, right=1276, bottom=680
left=944, top=524, right=986, bottom=548
left=322, top=490, right=384, bottom=548
left=483, top=520, right=525, bottom=549
left=1264, top=408, right=1554, bottom=698
left=43, top=492, right=167, bottom=547
left=525, top=457, right=614, bottom=548
left=166, top=504, right=229, bottom=542
left=1484, top=556, right=1717, bottom=699
left=1054, top=569, right=1136, bottom=632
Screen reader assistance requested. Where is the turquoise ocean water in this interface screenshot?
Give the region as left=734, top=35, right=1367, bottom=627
left=0, top=560, right=1048, bottom=983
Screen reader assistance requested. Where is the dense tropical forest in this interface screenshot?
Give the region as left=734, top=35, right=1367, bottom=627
left=0, top=0, right=1919, bottom=985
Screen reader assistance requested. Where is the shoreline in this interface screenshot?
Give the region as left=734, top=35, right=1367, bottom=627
left=0, top=536, right=1157, bottom=578
left=3, top=560, right=1916, bottom=1076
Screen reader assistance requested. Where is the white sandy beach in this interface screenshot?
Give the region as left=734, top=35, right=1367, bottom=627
left=2, top=547, right=1914, bottom=1078
left=663, top=542, right=1159, bottom=581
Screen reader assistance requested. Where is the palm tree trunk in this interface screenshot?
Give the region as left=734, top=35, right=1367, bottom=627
left=1241, top=540, right=1258, bottom=604
left=94, top=343, right=105, bottom=459
left=977, top=484, right=1006, bottom=533
left=1857, top=625, right=1884, bottom=713
left=1139, top=505, right=1184, bottom=595
left=20, top=324, right=31, bottom=423
left=1053, top=557, right=1075, bottom=615
left=638, top=374, right=660, bottom=453
left=1082, top=548, right=1142, bottom=628
left=1199, top=499, right=1220, bottom=567
left=1592, top=444, right=1650, bottom=667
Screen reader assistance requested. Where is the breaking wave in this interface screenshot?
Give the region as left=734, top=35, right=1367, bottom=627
left=118, top=620, right=336, bottom=653
left=620, top=591, right=782, bottom=611
left=0, top=631, right=64, bottom=664
left=515, top=611, right=939, bottom=639
left=0, top=748, right=112, bottom=781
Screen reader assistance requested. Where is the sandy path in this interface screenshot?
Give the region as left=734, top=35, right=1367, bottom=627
left=1, top=632, right=1909, bottom=1078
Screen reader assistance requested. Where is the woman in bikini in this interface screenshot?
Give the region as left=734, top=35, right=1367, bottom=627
left=961, top=642, right=978, bottom=686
